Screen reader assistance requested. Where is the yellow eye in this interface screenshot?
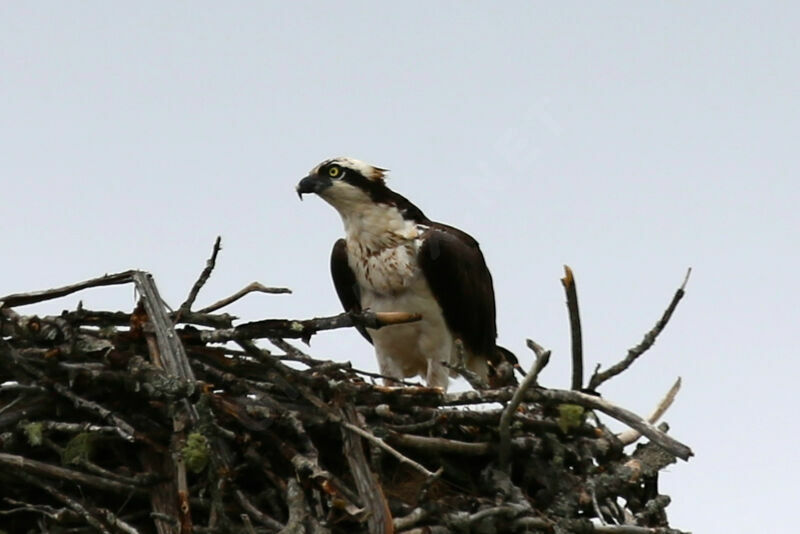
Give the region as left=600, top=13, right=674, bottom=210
left=328, top=166, right=340, bottom=178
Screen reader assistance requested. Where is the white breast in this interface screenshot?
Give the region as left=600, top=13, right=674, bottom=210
left=362, top=275, right=454, bottom=388
left=343, top=204, right=425, bottom=295
left=339, top=202, right=453, bottom=387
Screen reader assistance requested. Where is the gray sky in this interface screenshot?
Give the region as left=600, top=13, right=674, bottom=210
left=2, top=2, right=798, bottom=532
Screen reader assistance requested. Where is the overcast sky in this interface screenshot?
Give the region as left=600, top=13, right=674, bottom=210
left=2, top=2, right=798, bottom=532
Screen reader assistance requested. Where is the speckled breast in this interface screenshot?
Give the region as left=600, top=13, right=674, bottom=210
left=347, top=239, right=421, bottom=296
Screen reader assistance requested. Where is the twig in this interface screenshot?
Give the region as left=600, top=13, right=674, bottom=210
left=443, top=386, right=692, bottom=460
left=195, top=310, right=422, bottom=344
left=341, top=420, right=436, bottom=478
left=561, top=265, right=584, bottom=390
left=280, top=478, right=310, bottom=534
left=498, top=341, right=551, bottom=470
left=0, top=341, right=138, bottom=442
left=537, top=389, right=692, bottom=460
left=0, top=395, right=23, bottom=416
left=244, top=345, right=437, bottom=480
left=290, top=453, right=363, bottom=511
left=394, top=507, right=428, bottom=531
left=443, top=505, right=530, bottom=530
left=241, top=513, right=257, bottom=534
left=33, top=420, right=133, bottom=437
left=388, top=433, right=491, bottom=456
left=99, top=508, right=142, bottom=534
left=177, top=236, right=222, bottom=317
left=198, top=282, right=291, bottom=314
left=0, top=270, right=136, bottom=309
left=41, top=437, right=150, bottom=487
left=525, top=339, right=552, bottom=383
left=618, top=377, right=682, bottom=446
left=0, top=499, right=78, bottom=522
left=270, top=338, right=312, bottom=360
left=588, top=269, right=691, bottom=390
left=12, top=470, right=112, bottom=533
left=0, top=452, right=143, bottom=495
left=234, top=490, right=285, bottom=531
left=590, top=484, right=608, bottom=525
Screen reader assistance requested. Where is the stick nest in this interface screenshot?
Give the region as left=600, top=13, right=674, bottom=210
left=0, top=242, right=692, bottom=534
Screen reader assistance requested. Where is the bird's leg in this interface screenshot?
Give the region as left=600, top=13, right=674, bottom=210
left=426, top=360, right=450, bottom=391
left=375, top=348, right=405, bottom=386
left=421, top=331, right=453, bottom=391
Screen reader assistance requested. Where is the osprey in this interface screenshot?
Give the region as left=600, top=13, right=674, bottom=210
left=297, top=157, right=507, bottom=390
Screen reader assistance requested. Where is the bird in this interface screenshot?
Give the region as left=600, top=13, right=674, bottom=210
left=296, top=157, right=513, bottom=391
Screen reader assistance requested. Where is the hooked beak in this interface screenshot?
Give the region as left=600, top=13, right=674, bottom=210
left=296, top=174, right=332, bottom=200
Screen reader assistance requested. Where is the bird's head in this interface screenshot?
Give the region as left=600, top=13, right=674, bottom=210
left=296, top=157, right=428, bottom=225
left=296, top=157, right=389, bottom=212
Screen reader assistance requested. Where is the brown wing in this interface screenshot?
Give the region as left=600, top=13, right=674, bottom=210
left=330, top=238, right=372, bottom=344
left=418, top=224, right=497, bottom=358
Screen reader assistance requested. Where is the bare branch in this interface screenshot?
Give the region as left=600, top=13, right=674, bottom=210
left=0, top=453, right=143, bottom=495
left=178, top=236, right=222, bottom=316
left=194, top=310, right=421, bottom=344
left=561, top=265, right=584, bottom=390
left=446, top=386, right=692, bottom=460
left=618, top=377, right=682, bottom=446
left=0, top=270, right=136, bottom=309
left=198, top=281, right=291, bottom=314
left=525, top=338, right=552, bottom=382
left=499, top=341, right=552, bottom=470
left=388, top=433, right=491, bottom=456
left=588, top=268, right=691, bottom=390
left=12, top=469, right=112, bottom=533
left=341, top=419, right=436, bottom=478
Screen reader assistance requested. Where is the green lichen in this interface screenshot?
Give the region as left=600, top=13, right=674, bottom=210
left=62, top=433, right=96, bottom=465
left=183, top=432, right=210, bottom=474
left=557, top=404, right=585, bottom=434
left=24, top=422, right=44, bottom=446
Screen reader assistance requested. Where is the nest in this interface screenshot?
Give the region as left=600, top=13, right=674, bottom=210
left=0, top=239, right=692, bottom=533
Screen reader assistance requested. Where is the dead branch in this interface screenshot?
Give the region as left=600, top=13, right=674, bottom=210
left=561, top=265, right=584, bottom=390
left=193, top=310, right=421, bottom=344
left=588, top=269, right=691, bottom=390
left=198, top=282, right=292, bottom=314
left=525, top=338, right=552, bottom=384
left=178, top=236, right=223, bottom=316
left=618, top=377, right=682, bottom=446
left=498, top=340, right=551, bottom=470
left=0, top=270, right=136, bottom=309
left=0, top=453, right=143, bottom=495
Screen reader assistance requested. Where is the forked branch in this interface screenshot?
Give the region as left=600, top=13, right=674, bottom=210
left=588, top=268, right=691, bottom=390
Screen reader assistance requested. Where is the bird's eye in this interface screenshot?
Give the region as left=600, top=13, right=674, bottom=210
left=328, top=166, right=341, bottom=178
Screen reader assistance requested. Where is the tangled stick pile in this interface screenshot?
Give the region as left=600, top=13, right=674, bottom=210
left=0, top=240, right=692, bottom=533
